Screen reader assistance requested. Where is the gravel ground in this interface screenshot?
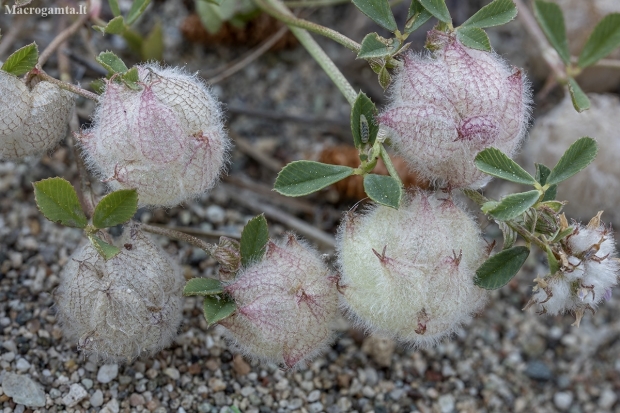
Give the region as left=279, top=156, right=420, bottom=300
left=2, top=1, right=620, bottom=413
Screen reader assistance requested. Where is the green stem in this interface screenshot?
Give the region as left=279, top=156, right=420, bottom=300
left=380, top=145, right=403, bottom=187
left=254, top=0, right=360, bottom=53
left=254, top=0, right=358, bottom=105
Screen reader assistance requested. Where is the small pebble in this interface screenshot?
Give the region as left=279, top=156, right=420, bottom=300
left=61, top=383, right=88, bottom=407
left=90, top=390, right=104, bottom=407
left=97, top=364, right=119, bottom=384
left=308, top=402, right=324, bottom=413
left=164, top=367, right=180, bottom=380
left=308, top=389, right=321, bottom=403
left=206, top=205, right=226, bottom=224
left=438, top=394, right=455, bottom=413
left=599, top=388, right=618, bottom=409
left=15, top=358, right=30, bottom=372
left=554, top=391, right=573, bottom=410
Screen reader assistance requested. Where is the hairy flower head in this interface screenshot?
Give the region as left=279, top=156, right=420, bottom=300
left=80, top=64, right=229, bottom=207
left=378, top=31, right=531, bottom=189
left=336, top=191, right=488, bottom=346
left=221, top=234, right=338, bottom=369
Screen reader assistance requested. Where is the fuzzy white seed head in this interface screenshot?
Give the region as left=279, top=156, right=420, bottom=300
left=378, top=31, right=531, bottom=189
left=336, top=191, right=488, bottom=347
left=221, top=234, right=339, bottom=369
left=532, top=214, right=619, bottom=324
left=0, top=71, right=74, bottom=160
left=55, top=227, right=184, bottom=362
left=80, top=64, right=230, bottom=207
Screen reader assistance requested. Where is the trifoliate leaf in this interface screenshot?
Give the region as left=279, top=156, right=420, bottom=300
left=475, top=147, right=537, bottom=185
left=533, top=0, right=570, bottom=65
left=578, top=13, right=620, bottom=68
left=351, top=0, right=398, bottom=32
left=546, top=137, right=597, bottom=186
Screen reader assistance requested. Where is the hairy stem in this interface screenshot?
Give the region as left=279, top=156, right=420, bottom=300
left=141, top=223, right=217, bottom=255
left=255, top=0, right=358, bottom=105
left=380, top=145, right=403, bottom=187
left=506, top=221, right=548, bottom=251
left=31, top=68, right=101, bottom=101
left=254, top=0, right=360, bottom=53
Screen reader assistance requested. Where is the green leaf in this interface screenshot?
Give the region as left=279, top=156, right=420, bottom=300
left=126, top=0, right=151, bottom=25
left=92, top=189, right=138, bottom=229
left=96, top=51, right=128, bottom=74
left=498, top=221, right=517, bottom=250
left=578, top=14, right=620, bottom=68
left=460, top=0, right=517, bottom=29
left=474, top=246, right=530, bottom=289
left=539, top=200, right=564, bottom=212
left=405, top=0, right=432, bottom=34
left=274, top=161, right=355, bottom=197
left=196, top=0, right=224, bottom=34
left=1, top=43, right=38, bottom=76
left=546, top=247, right=560, bottom=274
left=462, top=188, right=489, bottom=207
left=240, top=214, right=269, bottom=267
left=33, top=178, right=87, bottom=228
left=351, top=92, right=379, bottom=148
left=542, top=185, right=557, bottom=202
left=475, top=147, right=537, bottom=185
left=533, top=1, right=570, bottom=65
left=482, top=190, right=541, bottom=221
left=551, top=226, right=574, bottom=243
left=351, top=0, right=398, bottom=32
left=90, top=78, right=106, bottom=94
left=203, top=295, right=236, bottom=327
left=358, top=33, right=398, bottom=59
left=567, top=77, right=591, bottom=112
left=109, top=0, right=121, bottom=16
left=546, top=137, right=597, bottom=186
left=456, top=27, right=491, bottom=51
left=418, top=0, right=451, bottom=23
left=183, top=278, right=223, bottom=296
left=142, top=21, right=164, bottom=61
left=363, top=174, right=402, bottom=209
left=534, top=163, right=551, bottom=185
left=88, top=234, right=121, bottom=260
left=121, top=67, right=141, bottom=90
left=94, top=16, right=126, bottom=35
left=378, top=65, right=391, bottom=90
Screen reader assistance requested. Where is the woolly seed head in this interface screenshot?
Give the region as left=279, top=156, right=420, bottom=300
left=0, top=71, right=74, bottom=160
left=531, top=213, right=619, bottom=325
left=80, top=64, right=230, bottom=207
left=336, top=191, right=488, bottom=347
left=55, top=227, right=184, bottom=362
left=379, top=31, right=531, bottom=189
left=221, top=234, right=339, bottom=369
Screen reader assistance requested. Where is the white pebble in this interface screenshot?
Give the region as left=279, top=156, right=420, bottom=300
left=438, top=394, right=455, bottom=413
left=164, top=367, right=180, bottom=380
left=61, top=383, right=88, bottom=407
left=90, top=389, right=104, bottom=407
left=206, top=205, right=226, bottom=224
left=599, top=388, right=618, bottom=409
left=15, top=358, right=30, bottom=372
left=307, top=389, right=321, bottom=403
left=97, top=364, right=119, bottom=384
left=554, top=391, right=573, bottom=411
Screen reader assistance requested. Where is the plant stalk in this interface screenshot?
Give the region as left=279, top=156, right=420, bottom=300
left=141, top=223, right=216, bottom=255
left=255, top=0, right=358, bottom=105
left=31, top=68, right=101, bottom=101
